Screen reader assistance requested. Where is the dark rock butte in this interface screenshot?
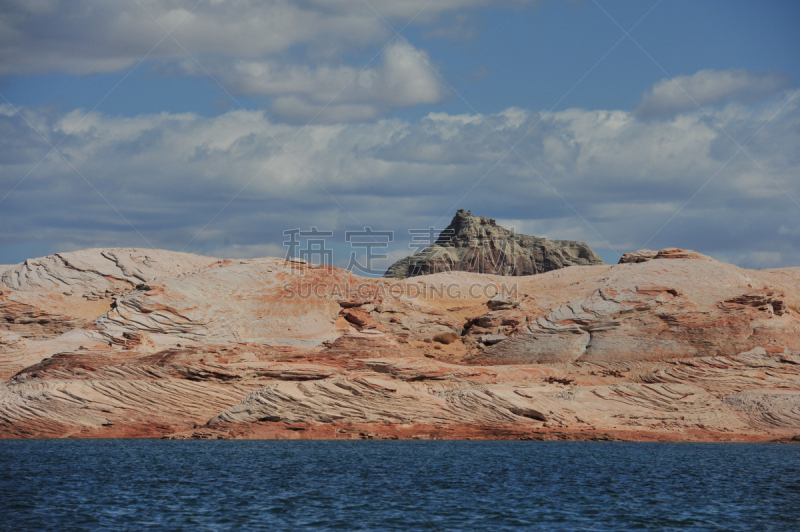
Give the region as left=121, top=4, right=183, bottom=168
left=384, top=210, right=604, bottom=279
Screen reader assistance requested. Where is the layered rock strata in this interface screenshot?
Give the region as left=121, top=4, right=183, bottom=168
left=1, top=247, right=799, bottom=442
left=384, top=210, right=604, bottom=279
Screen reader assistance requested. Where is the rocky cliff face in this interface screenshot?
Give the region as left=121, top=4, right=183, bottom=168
left=1, top=247, right=799, bottom=442
left=384, top=210, right=604, bottom=279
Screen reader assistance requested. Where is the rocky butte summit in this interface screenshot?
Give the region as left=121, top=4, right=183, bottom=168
left=384, top=209, right=604, bottom=279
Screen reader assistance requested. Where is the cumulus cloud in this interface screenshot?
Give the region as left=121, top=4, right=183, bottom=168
left=635, top=68, right=795, bottom=119
left=0, top=0, right=541, bottom=121
left=215, top=42, right=449, bottom=122
left=1, top=85, right=799, bottom=268
left=0, top=0, right=485, bottom=123
left=0, top=0, right=377, bottom=75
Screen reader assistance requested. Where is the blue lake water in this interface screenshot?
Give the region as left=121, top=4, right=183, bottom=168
left=1, top=440, right=799, bottom=531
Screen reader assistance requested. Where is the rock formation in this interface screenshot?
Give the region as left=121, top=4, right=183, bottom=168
left=1, top=246, right=800, bottom=442
left=618, top=247, right=713, bottom=264
left=384, top=209, right=604, bottom=279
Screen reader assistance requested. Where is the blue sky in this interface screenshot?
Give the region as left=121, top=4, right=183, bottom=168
left=1, top=0, right=799, bottom=269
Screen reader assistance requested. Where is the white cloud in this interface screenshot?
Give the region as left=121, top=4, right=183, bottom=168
left=1, top=82, right=799, bottom=268
left=375, top=43, right=446, bottom=106
left=635, top=68, right=795, bottom=119
left=0, top=0, right=378, bottom=75
left=0, top=1, right=482, bottom=121
left=216, top=42, right=448, bottom=122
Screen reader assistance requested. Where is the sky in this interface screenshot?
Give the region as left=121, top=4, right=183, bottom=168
left=0, top=0, right=799, bottom=272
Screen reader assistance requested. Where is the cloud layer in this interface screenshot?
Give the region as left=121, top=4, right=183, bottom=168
left=635, top=69, right=795, bottom=119
left=0, top=0, right=538, bottom=121
left=213, top=42, right=449, bottom=122
left=1, top=79, right=798, bottom=268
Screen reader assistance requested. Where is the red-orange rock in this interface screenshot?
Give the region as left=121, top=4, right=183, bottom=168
left=1, top=247, right=799, bottom=442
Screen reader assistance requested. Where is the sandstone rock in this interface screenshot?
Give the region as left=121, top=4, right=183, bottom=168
left=1, top=248, right=216, bottom=294
left=654, top=248, right=713, bottom=261
left=487, top=294, right=517, bottom=311
left=721, top=289, right=785, bottom=316
left=385, top=209, right=603, bottom=278
left=93, top=258, right=352, bottom=348
left=618, top=249, right=658, bottom=264
left=0, top=249, right=218, bottom=340
left=473, top=257, right=800, bottom=365
left=342, top=308, right=378, bottom=329
left=480, top=334, right=507, bottom=346
left=1, top=246, right=800, bottom=442
left=618, top=247, right=712, bottom=264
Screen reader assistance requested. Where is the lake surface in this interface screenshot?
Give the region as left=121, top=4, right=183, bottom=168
left=1, top=440, right=799, bottom=531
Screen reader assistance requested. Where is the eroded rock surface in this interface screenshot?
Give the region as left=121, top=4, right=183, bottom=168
left=385, top=209, right=603, bottom=279
left=618, top=247, right=713, bottom=264
left=1, top=247, right=800, bottom=442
